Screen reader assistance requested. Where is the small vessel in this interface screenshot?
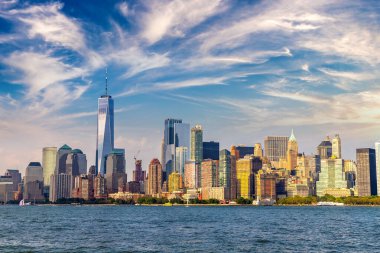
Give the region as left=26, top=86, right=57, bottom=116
left=163, top=202, right=173, bottom=206
left=19, top=199, right=31, bottom=206
left=317, top=201, right=344, bottom=206
left=252, top=198, right=276, bottom=206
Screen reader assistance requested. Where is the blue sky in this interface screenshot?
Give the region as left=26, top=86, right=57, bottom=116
left=1, top=0, right=380, bottom=176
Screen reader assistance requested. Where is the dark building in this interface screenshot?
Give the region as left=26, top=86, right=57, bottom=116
left=236, top=146, right=254, bottom=159
left=127, top=181, right=141, bottom=193
left=203, top=141, right=219, bottom=160
left=356, top=148, right=377, bottom=196
left=317, top=138, right=332, bottom=159
left=133, top=160, right=146, bottom=182
left=5, top=169, right=21, bottom=192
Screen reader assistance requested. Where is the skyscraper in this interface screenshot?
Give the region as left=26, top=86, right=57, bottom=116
left=175, top=146, right=188, bottom=176
left=203, top=141, right=220, bottom=160
left=356, top=148, right=377, bottom=196
left=254, top=143, right=263, bottom=157
left=49, top=174, right=72, bottom=202
left=147, top=159, right=163, bottom=195
left=264, top=136, right=288, bottom=165
left=191, top=125, right=203, bottom=187
left=133, top=160, right=146, bottom=182
left=235, top=146, right=254, bottom=158
left=190, top=125, right=203, bottom=163
left=236, top=156, right=254, bottom=199
left=332, top=134, right=341, bottom=159
left=56, top=144, right=72, bottom=174
left=96, top=79, right=114, bottom=176
left=219, top=149, right=231, bottom=188
left=286, top=129, right=298, bottom=170
left=105, top=149, right=127, bottom=193
left=317, top=137, right=332, bottom=159
left=375, top=142, right=380, bottom=196
left=42, top=147, right=57, bottom=186
left=201, top=160, right=219, bottom=188
left=24, top=162, right=44, bottom=201
left=162, top=119, right=189, bottom=176
left=316, top=159, right=350, bottom=197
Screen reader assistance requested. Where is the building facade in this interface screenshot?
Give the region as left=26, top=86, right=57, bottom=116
left=147, top=159, right=163, bottom=195
left=356, top=148, right=377, bottom=196
left=42, top=147, right=57, bottom=186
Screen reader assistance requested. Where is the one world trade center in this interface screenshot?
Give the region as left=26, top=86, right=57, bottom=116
left=96, top=73, right=114, bottom=176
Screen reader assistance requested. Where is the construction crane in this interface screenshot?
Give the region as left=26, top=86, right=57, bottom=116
left=134, top=150, right=140, bottom=161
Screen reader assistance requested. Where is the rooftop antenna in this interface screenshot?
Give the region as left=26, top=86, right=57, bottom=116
left=105, top=68, right=108, bottom=96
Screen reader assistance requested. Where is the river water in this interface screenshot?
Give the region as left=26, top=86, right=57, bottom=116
left=0, top=205, right=379, bottom=252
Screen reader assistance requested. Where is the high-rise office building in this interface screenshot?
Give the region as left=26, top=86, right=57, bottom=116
left=0, top=175, right=14, bottom=202
left=219, top=149, right=231, bottom=188
left=49, top=174, right=72, bottom=202
left=201, top=160, right=219, bottom=188
left=105, top=149, right=127, bottom=194
left=56, top=144, right=72, bottom=174
left=190, top=125, right=203, bottom=163
left=5, top=169, right=21, bottom=192
left=286, top=130, right=298, bottom=170
left=24, top=162, right=44, bottom=201
left=235, top=146, right=254, bottom=158
left=184, top=161, right=197, bottom=189
left=42, top=147, right=57, bottom=186
left=94, top=174, right=107, bottom=198
left=191, top=125, right=203, bottom=187
left=162, top=119, right=190, bottom=177
left=66, top=149, right=87, bottom=177
left=147, top=159, right=163, bottom=195
left=175, top=146, right=188, bottom=176
left=203, top=141, right=220, bottom=160
left=264, top=136, right=288, bottom=164
left=332, top=134, right=341, bottom=159
left=316, top=159, right=349, bottom=197
left=96, top=81, right=114, bottom=176
left=254, top=143, right=263, bottom=157
left=236, top=156, right=254, bottom=199
left=168, top=172, right=183, bottom=193
left=375, top=142, right=380, bottom=196
left=133, top=160, right=146, bottom=182
left=356, top=148, right=377, bottom=196
left=317, top=137, right=332, bottom=159
left=255, top=170, right=276, bottom=200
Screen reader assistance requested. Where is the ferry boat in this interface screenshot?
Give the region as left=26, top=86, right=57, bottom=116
left=19, top=199, right=31, bottom=206
left=317, top=201, right=344, bottom=206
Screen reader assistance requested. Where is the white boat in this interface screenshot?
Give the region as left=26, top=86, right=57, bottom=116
left=19, top=199, right=31, bottom=206
left=253, top=198, right=276, bottom=206
left=317, top=201, right=344, bottom=206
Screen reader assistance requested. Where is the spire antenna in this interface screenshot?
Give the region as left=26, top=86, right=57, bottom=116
left=105, top=68, right=108, bottom=96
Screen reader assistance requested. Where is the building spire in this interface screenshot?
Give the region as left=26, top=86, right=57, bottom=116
left=105, top=68, right=108, bottom=96
left=289, top=128, right=297, bottom=142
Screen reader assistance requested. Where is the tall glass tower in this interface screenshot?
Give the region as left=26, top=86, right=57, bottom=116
left=96, top=76, right=114, bottom=176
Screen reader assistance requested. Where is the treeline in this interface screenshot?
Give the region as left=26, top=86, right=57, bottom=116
left=137, top=197, right=221, bottom=205
left=277, top=195, right=380, bottom=205
left=55, top=197, right=135, bottom=205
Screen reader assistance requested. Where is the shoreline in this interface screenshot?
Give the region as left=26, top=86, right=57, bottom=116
left=3, top=203, right=380, bottom=207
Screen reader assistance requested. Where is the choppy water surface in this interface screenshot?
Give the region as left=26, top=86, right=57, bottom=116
left=0, top=205, right=379, bottom=252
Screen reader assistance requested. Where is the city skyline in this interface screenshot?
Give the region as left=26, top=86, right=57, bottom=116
left=1, top=0, right=380, bottom=176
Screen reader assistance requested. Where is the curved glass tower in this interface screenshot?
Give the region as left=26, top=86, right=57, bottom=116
left=96, top=94, right=114, bottom=176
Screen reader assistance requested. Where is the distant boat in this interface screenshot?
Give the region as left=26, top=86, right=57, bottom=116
left=252, top=198, right=276, bottom=206
left=317, top=201, right=344, bottom=206
left=163, top=202, right=173, bottom=207
left=19, top=199, right=31, bottom=206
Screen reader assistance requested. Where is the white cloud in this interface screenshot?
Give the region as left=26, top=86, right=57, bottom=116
left=261, top=90, right=330, bottom=104
left=140, top=0, right=226, bottom=44
left=117, top=2, right=129, bottom=17
left=302, top=64, right=310, bottom=72
left=9, top=3, right=85, bottom=51
left=3, top=51, right=85, bottom=95
left=318, top=68, right=374, bottom=81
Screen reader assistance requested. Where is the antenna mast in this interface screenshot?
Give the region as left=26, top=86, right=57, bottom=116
left=105, top=68, right=108, bottom=96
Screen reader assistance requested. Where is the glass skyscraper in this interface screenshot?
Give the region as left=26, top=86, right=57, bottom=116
left=162, top=119, right=190, bottom=177
left=96, top=94, right=114, bottom=176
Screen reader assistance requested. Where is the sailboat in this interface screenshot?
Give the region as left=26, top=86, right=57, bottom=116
left=19, top=199, right=31, bottom=206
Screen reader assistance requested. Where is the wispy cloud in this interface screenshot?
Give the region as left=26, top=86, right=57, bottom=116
left=139, top=0, right=226, bottom=44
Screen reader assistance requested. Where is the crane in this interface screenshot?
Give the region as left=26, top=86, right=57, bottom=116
left=134, top=150, right=140, bottom=161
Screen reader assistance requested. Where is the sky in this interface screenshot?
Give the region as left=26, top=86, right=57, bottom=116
left=1, top=0, right=380, bottom=177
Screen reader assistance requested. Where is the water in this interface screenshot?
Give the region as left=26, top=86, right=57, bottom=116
left=0, top=205, right=379, bottom=252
